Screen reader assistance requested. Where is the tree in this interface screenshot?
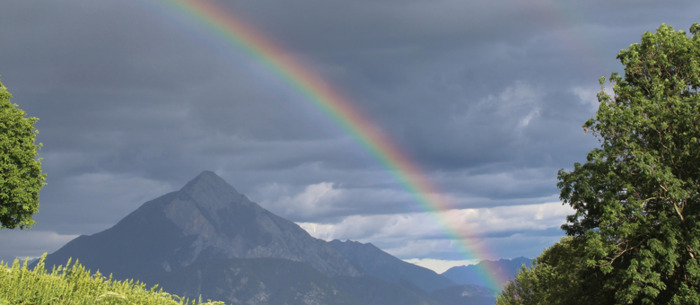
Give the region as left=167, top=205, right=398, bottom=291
left=498, top=23, right=700, bottom=305
left=0, top=76, right=45, bottom=229
left=497, top=237, right=614, bottom=305
left=558, top=23, right=700, bottom=304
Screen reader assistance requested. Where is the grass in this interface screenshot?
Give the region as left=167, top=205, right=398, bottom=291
left=0, top=253, right=226, bottom=305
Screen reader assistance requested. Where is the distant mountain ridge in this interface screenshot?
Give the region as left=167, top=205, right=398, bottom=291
left=41, top=171, right=515, bottom=305
left=442, top=257, right=532, bottom=288
left=329, top=239, right=455, bottom=292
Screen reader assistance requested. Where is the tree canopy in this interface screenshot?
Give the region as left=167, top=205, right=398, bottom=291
left=496, top=237, right=614, bottom=305
left=0, top=76, right=45, bottom=229
left=498, top=23, right=700, bottom=305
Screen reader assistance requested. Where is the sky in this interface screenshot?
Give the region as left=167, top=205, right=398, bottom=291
left=0, top=0, right=698, bottom=273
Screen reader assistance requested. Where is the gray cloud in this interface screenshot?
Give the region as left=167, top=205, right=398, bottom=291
left=1, top=0, right=699, bottom=265
left=0, top=230, right=78, bottom=264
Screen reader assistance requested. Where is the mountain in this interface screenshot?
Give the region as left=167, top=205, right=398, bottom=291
left=332, top=275, right=442, bottom=305
left=143, top=257, right=358, bottom=305
left=41, top=171, right=503, bottom=305
left=329, top=239, right=455, bottom=293
left=442, top=257, right=532, bottom=288
left=44, top=171, right=361, bottom=279
left=430, top=285, right=498, bottom=305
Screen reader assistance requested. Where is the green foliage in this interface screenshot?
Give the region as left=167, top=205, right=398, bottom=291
left=0, top=254, right=227, bottom=305
left=496, top=237, right=614, bottom=305
left=557, top=23, right=700, bottom=304
left=498, top=23, right=700, bottom=305
left=0, top=76, right=45, bottom=229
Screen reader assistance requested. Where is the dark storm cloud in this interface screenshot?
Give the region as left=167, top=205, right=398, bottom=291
left=1, top=0, right=699, bottom=264
left=2, top=2, right=216, bottom=90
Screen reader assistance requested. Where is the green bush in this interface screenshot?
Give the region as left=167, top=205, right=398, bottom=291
left=0, top=254, right=227, bottom=305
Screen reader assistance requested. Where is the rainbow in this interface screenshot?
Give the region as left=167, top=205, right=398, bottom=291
left=154, top=0, right=509, bottom=289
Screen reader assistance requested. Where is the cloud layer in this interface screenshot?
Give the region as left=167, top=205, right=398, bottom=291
left=1, top=0, right=699, bottom=269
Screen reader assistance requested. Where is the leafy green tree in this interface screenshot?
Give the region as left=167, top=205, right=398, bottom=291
left=497, top=237, right=613, bottom=305
left=558, top=23, right=700, bottom=304
left=498, top=23, right=700, bottom=305
left=0, top=76, right=45, bottom=229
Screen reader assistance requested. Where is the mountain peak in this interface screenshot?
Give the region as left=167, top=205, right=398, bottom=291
left=189, top=170, right=220, bottom=181
left=181, top=170, right=238, bottom=194
left=178, top=171, right=247, bottom=211
left=44, top=171, right=362, bottom=280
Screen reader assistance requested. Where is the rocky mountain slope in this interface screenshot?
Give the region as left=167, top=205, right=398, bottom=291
left=45, top=171, right=360, bottom=280
left=329, top=239, right=455, bottom=292
left=42, top=171, right=505, bottom=305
